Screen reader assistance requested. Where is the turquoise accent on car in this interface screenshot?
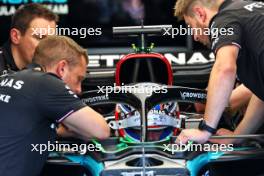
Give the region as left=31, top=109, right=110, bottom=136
left=65, top=155, right=104, bottom=176
left=187, top=152, right=224, bottom=176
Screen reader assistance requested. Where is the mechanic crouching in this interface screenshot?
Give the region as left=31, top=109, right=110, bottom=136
left=0, top=35, right=110, bottom=176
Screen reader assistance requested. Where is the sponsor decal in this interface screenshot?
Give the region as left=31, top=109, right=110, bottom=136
left=244, top=2, right=264, bottom=12
left=180, top=91, right=207, bottom=100
left=0, top=78, right=24, bottom=89
left=88, top=51, right=215, bottom=68
left=0, top=93, right=11, bottom=103
left=83, top=94, right=109, bottom=104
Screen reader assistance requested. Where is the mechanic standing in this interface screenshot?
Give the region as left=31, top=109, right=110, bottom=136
left=174, top=0, right=264, bottom=144
left=0, top=36, right=110, bottom=176
left=0, top=3, right=58, bottom=75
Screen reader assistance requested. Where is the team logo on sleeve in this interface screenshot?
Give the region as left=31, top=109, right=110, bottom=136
left=244, top=2, right=264, bottom=12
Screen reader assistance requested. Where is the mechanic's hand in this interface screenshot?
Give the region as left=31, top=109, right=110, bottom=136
left=176, top=129, right=211, bottom=144
left=209, top=128, right=237, bottom=144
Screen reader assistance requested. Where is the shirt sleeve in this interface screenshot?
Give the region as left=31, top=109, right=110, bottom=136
left=36, top=73, right=86, bottom=123
left=210, top=13, right=242, bottom=55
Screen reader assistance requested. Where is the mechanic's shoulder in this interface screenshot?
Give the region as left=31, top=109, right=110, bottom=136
left=36, top=71, right=62, bottom=82
left=210, top=11, right=239, bottom=30
left=214, top=10, right=238, bottom=23
left=20, top=69, right=62, bottom=83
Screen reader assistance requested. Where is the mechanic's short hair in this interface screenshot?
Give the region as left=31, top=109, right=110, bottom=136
left=11, top=3, right=59, bottom=35
left=174, top=0, right=221, bottom=20
left=33, top=36, right=88, bottom=70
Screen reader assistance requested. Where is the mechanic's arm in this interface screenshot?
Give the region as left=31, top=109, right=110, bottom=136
left=57, top=124, right=97, bottom=141
left=227, top=84, right=252, bottom=115
left=57, top=123, right=97, bottom=140
left=177, top=45, right=239, bottom=144
left=234, top=95, right=264, bottom=135
left=211, top=94, right=264, bottom=144
left=204, top=45, right=239, bottom=128
left=195, top=84, right=252, bottom=115
left=61, top=106, right=110, bottom=140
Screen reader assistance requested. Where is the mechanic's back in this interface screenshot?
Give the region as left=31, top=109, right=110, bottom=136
left=0, top=36, right=110, bottom=176
left=0, top=70, right=65, bottom=175
left=210, top=0, right=264, bottom=100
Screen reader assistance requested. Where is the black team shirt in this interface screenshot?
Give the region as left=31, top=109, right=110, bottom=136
left=210, top=0, right=264, bottom=101
left=0, top=68, right=86, bottom=176
left=0, top=41, right=19, bottom=75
